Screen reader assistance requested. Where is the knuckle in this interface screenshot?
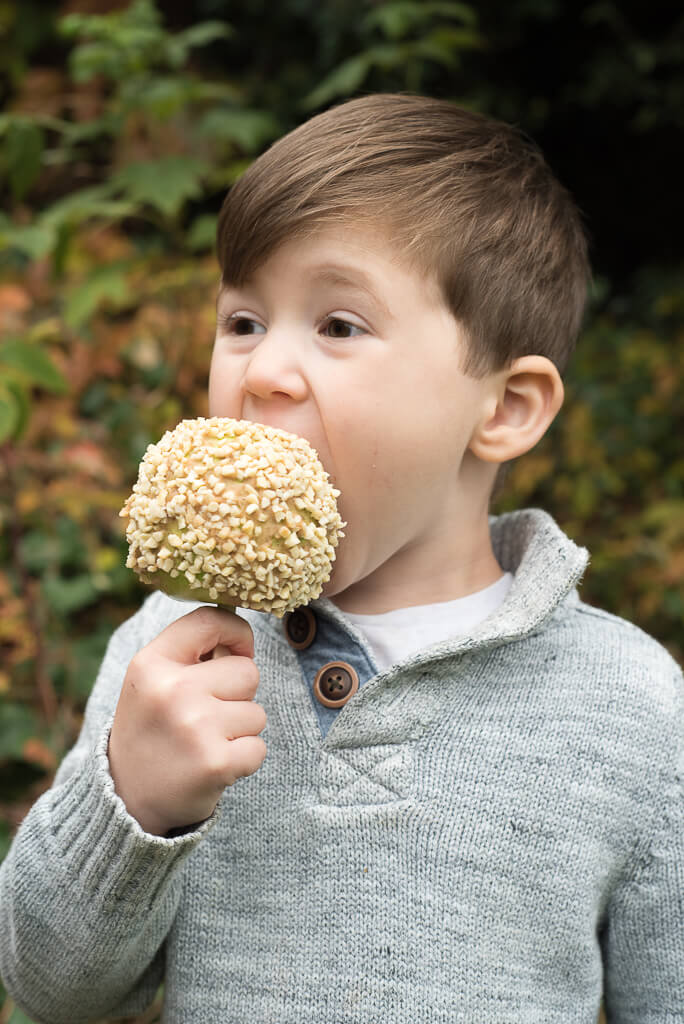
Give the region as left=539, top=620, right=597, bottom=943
left=249, top=735, right=268, bottom=767
left=174, top=704, right=204, bottom=743
left=238, top=657, right=260, bottom=691
left=201, top=749, right=230, bottom=787
left=252, top=703, right=267, bottom=733
left=224, top=735, right=267, bottom=784
left=193, top=605, right=218, bottom=632
left=127, top=646, right=155, bottom=681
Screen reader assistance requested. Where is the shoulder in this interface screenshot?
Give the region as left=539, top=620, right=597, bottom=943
left=565, top=596, right=681, bottom=685
left=547, top=594, right=683, bottom=739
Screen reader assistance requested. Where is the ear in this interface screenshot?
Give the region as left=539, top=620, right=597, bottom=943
left=469, top=355, right=564, bottom=463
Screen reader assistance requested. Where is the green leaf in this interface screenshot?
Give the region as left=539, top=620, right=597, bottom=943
left=0, top=819, right=10, bottom=862
left=0, top=703, right=40, bottom=762
left=413, top=27, right=482, bottom=66
left=0, top=384, right=20, bottom=443
left=132, top=76, right=196, bottom=119
left=4, top=379, right=31, bottom=440
left=207, top=159, right=256, bottom=189
left=362, top=1, right=477, bottom=39
left=176, top=21, right=233, bottom=50
left=3, top=119, right=45, bottom=202
left=187, top=214, right=217, bottom=252
left=67, top=630, right=112, bottom=699
left=198, top=108, right=281, bottom=151
left=420, top=1, right=476, bottom=23
left=300, top=54, right=371, bottom=110
left=64, top=262, right=133, bottom=329
left=111, top=156, right=208, bottom=218
left=9, top=1005, right=41, bottom=1024
left=42, top=185, right=135, bottom=230
left=0, top=339, right=67, bottom=393
left=43, top=574, right=99, bottom=615
left=0, top=223, right=56, bottom=261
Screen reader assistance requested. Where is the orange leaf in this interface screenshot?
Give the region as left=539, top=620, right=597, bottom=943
left=0, top=284, right=31, bottom=313
left=22, top=738, right=57, bottom=772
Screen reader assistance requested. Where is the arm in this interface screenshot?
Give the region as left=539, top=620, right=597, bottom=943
left=0, top=595, right=212, bottom=1024
left=600, top=666, right=684, bottom=1024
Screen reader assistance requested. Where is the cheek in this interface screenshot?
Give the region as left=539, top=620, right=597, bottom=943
left=208, top=350, right=241, bottom=415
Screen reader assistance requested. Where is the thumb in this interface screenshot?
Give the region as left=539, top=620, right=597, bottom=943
left=149, top=606, right=254, bottom=664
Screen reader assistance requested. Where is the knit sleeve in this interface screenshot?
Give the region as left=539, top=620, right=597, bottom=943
left=0, top=594, right=215, bottom=1024
left=600, top=664, right=684, bottom=1023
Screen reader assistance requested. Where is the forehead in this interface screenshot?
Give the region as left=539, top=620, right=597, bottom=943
left=218, top=224, right=444, bottom=312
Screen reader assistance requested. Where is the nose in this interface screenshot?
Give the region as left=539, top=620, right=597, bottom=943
left=241, top=328, right=309, bottom=404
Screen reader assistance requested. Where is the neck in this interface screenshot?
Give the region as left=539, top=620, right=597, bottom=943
left=330, top=507, right=503, bottom=616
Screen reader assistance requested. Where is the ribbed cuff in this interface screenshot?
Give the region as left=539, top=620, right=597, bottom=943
left=48, top=720, right=217, bottom=913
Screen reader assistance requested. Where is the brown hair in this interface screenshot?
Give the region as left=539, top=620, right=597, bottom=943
left=217, top=92, right=590, bottom=376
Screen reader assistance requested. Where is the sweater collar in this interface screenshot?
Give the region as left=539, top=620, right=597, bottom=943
left=263, top=508, right=589, bottom=671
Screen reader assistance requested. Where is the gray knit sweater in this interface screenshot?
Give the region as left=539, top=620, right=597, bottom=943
left=1, top=509, right=683, bottom=1023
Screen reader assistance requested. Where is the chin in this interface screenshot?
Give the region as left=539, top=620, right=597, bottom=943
left=318, top=552, right=355, bottom=601
left=319, top=576, right=343, bottom=600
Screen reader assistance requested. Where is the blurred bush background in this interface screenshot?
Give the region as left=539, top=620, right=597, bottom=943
left=0, top=1, right=681, bottom=1019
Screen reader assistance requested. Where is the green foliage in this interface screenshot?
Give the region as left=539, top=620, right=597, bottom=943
left=0, top=0, right=276, bottom=275
left=494, top=271, right=684, bottom=662
left=60, top=0, right=232, bottom=83
left=0, top=335, right=66, bottom=441
left=301, top=0, right=482, bottom=108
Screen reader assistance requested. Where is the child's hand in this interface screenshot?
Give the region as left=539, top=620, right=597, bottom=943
left=108, top=607, right=267, bottom=836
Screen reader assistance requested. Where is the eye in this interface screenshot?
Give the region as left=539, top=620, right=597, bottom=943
left=322, top=317, right=366, bottom=339
left=217, top=313, right=266, bottom=336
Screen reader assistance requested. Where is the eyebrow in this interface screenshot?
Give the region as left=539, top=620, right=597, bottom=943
left=216, top=263, right=394, bottom=321
left=307, top=264, right=393, bottom=320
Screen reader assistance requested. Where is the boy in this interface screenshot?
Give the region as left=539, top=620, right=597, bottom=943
left=1, top=93, right=682, bottom=1023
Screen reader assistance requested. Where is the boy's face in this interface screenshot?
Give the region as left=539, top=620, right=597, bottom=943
left=210, top=224, right=499, bottom=612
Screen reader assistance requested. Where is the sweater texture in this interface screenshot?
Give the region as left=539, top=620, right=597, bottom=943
left=1, top=508, right=683, bottom=1023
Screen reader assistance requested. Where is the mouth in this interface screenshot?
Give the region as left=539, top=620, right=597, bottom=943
left=242, top=415, right=336, bottom=481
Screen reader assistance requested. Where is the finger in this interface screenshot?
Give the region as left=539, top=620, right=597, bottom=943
left=216, top=699, right=267, bottom=739
left=184, top=654, right=260, bottom=701
left=149, top=606, right=254, bottom=664
left=212, top=643, right=237, bottom=659
left=225, top=735, right=267, bottom=781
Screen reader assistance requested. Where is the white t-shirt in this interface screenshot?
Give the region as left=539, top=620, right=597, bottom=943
left=340, top=573, right=514, bottom=673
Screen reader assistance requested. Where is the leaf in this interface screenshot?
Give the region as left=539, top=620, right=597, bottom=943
left=0, top=819, right=10, bottom=862
left=4, top=380, right=31, bottom=440
left=111, top=156, right=208, bottom=218
left=133, top=76, right=196, bottom=119
left=42, top=185, right=136, bottom=230
left=362, top=1, right=477, bottom=39
left=22, top=738, right=57, bottom=772
left=3, top=119, right=45, bottom=202
left=187, top=214, right=218, bottom=252
left=413, top=27, right=482, bottom=66
left=43, top=574, right=99, bottom=615
left=0, top=222, right=56, bottom=261
left=176, top=21, right=234, bottom=49
left=0, top=384, right=20, bottom=442
left=198, top=108, right=281, bottom=151
left=0, top=284, right=31, bottom=315
left=362, top=1, right=422, bottom=40
left=300, top=54, right=371, bottom=110
left=9, top=1004, right=41, bottom=1024
left=0, top=339, right=67, bottom=393
left=63, top=262, right=133, bottom=329
left=0, top=704, right=41, bottom=762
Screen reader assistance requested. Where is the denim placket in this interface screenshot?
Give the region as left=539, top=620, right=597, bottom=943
left=289, top=609, right=378, bottom=738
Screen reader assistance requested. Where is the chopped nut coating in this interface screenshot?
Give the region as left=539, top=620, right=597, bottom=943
left=120, top=417, right=345, bottom=616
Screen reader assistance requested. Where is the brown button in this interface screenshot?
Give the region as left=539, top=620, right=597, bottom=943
left=284, top=607, right=317, bottom=649
left=313, top=661, right=359, bottom=708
